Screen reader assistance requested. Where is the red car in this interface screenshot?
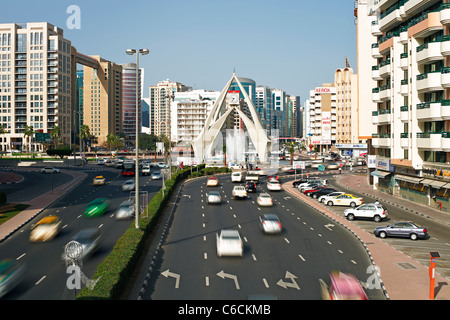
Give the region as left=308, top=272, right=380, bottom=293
left=303, top=185, right=327, bottom=196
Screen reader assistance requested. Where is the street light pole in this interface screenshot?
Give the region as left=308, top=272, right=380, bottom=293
left=126, top=48, right=149, bottom=229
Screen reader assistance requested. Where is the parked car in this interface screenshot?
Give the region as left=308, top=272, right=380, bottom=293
left=216, top=229, right=243, bottom=257
left=318, top=191, right=345, bottom=203
left=259, top=214, right=282, bottom=234
left=93, top=176, right=105, bottom=186
left=62, top=228, right=102, bottom=261
left=84, top=198, right=110, bottom=217
left=303, top=184, right=325, bottom=195
left=206, top=191, right=222, bottom=204
left=122, top=179, right=135, bottom=191
left=29, top=215, right=62, bottom=242
left=299, top=180, right=327, bottom=192
left=344, top=203, right=388, bottom=222
left=292, top=179, right=308, bottom=188
left=115, top=200, right=135, bottom=220
left=245, top=181, right=257, bottom=193
left=325, top=194, right=364, bottom=207
left=0, top=259, right=26, bottom=299
left=267, top=180, right=282, bottom=191
left=374, top=222, right=428, bottom=240
left=40, top=167, right=60, bottom=174
left=206, top=176, right=219, bottom=187
left=257, top=193, right=273, bottom=206
left=310, top=187, right=337, bottom=199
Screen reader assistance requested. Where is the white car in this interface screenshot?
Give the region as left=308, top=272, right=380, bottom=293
left=259, top=214, right=282, bottom=234
left=299, top=180, right=326, bottom=192
left=325, top=194, right=364, bottom=208
left=232, top=186, right=247, bottom=199
left=257, top=193, right=273, bottom=206
left=231, top=171, right=243, bottom=182
left=206, top=191, right=222, bottom=204
left=344, top=203, right=388, bottom=222
left=216, top=229, right=243, bottom=257
left=318, top=191, right=345, bottom=203
left=40, top=167, right=60, bottom=174
left=267, top=181, right=281, bottom=191
left=122, top=179, right=135, bottom=191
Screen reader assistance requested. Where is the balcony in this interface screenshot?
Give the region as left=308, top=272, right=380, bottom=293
left=371, top=21, right=382, bottom=36
left=372, top=133, right=391, bottom=148
left=379, top=3, right=404, bottom=32
left=372, top=88, right=381, bottom=103
left=441, top=3, right=450, bottom=25
left=416, top=71, right=443, bottom=92
left=400, top=26, right=408, bottom=44
left=417, top=132, right=442, bottom=150
left=441, top=67, right=450, bottom=88
left=400, top=105, right=409, bottom=122
left=417, top=101, right=442, bottom=121
left=441, top=100, right=450, bottom=119
left=372, top=66, right=382, bottom=81
left=442, top=132, right=450, bottom=151
left=372, top=43, right=383, bottom=58
left=372, top=111, right=379, bottom=125
left=378, top=108, right=392, bottom=124
left=400, top=132, right=409, bottom=149
left=400, top=52, right=408, bottom=70
left=405, top=0, right=442, bottom=18
left=417, top=41, right=443, bottom=64
left=400, top=79, right=409, bottom=95
left=379, top=59, right=391, bottom=77
left=379, top=84, right=391, bottom=101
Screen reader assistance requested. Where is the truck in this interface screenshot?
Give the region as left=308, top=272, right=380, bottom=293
left=232, top=186, right=247, bottom=199
left=245, top=171, right=259, bottom=183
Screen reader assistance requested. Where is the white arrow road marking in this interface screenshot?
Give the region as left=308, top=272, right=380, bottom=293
left=324, top=224, right=335, bottom=231
left=283, top=197, right=291, bottom=200
left=276, top=271, right=300, bottom=290
left=162, top=269, right=180, bottom=289
left=183, top=194, right=191, bottom=199
left=217, top=270, right=240, bottom=290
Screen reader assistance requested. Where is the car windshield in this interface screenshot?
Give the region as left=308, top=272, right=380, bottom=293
left=209, top=192, right=220, bottom=196
left=263, top=215, right=279, bottom=221
left=260, top=194, right=270, bottom=198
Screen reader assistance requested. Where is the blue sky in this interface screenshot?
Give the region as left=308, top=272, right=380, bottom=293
left=2, top=0, right=357, bottom=101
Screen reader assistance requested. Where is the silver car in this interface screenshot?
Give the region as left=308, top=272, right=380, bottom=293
left=115, top=200, right=135, bottom=220
left=122, top=179, right=135, bottom=191
left=206, top=191, right=222, bottom=204
left=151, top=171, right=162, bottom=180
left=374, top=221, right=428, bottom=240
left=62, top=228, right=102, bottom=262
left=259, top=214, right=282, bottom=234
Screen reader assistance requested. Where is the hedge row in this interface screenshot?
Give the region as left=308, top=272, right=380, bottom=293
left=77, top=165, right=230, bottom=299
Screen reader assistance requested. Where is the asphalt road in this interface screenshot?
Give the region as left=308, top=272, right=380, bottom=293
left=139, top=174, right=386, bottom=300
left=0, top=167, right=163, bottom=300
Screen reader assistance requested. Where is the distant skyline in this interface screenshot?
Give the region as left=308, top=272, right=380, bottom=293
left=2, top=0, right=358, bottom=101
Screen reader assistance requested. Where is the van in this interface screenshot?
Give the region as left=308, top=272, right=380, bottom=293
left=231, top=171, right=243, bottom=182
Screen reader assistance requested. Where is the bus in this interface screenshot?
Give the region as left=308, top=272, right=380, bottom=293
left=122, top=161, right=135, bottom=176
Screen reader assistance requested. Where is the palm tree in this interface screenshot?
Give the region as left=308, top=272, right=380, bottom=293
left=50, top=125, right=61, bottom=148
left=23, top=125, right=34, bottom=157
left=80, top=125, right=90, bottom=153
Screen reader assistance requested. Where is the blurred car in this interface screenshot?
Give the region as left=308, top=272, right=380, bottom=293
left=374, top=221, right=428, bottom=240
left=318, top=191, right=345, bottom=203
left=207, top=176, right=219, bottom=187
left=325, top=194, right=364, bottom=208
left=93, top=175, right=105, bottom=186
left=268, top=176, right=280, bottom=183
left=326, top=163, right=339, bottom=170
left=0, top=259, right=26, bottom=298
left=141, top=164, right=151, bottom=176
left=115, top=200, right=135, bottom=220
left=40, top=167, right=60, bottom=174
left=319, top=271, right=368, bottom=300
left=122, top=179, right=135, bottom=191
left=62, top=228, right=102, bottom=261
left=267, top=181, right=282, bottom=191
left=30, top=215, right=62, bottom=242
left=259, top=214, right=282, bottom=234
left=310, top=187, right=337, bottom=199
left=245, top=181, right=257, bottom=193
left=231, top=171, right=243, bottom=182
left=84, top=198, right=110, bottom=217
left=216, top=229, right=243, bottom=257
left=206, top=191, right=222, bottom=204
left=344, top=203, right=388, bottom=222
left=257, top=193, right=273, bottom=206
left=151, top=171, right=162, bottom=180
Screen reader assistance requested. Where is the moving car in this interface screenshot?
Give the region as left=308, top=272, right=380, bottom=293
left=206, top=191, right=222, bottom=204
left=93, top=175, right=105, bottom=186
left=115, top=200, right=135, bottom=220
left=122, top=179, right=135, bottom=191
left=326, top=194, right=363, bottom=208
left=206, top=176, right=219, bottom=187
left=344, top=203, right=388, bottom=222
left=318, top=191, right=345, bottom=203
left=245, top=171, right=259, bottom=183
left=151, top=171, right=162, bottom=180
left=84, top=198, right=110, bottom=217
left=374, top=221, right=428, bottom=240
left=231, top=171, right=243, bottom=182
left=216, top=229, right=243, bottom=257
left=40, top=167, right=60, bottom=174
left=29, top=215, right=62, bottom=242
left=259, top=214, right=282, bottom=234
left=141, top=164, right=151, bottom=176
left=245, top=181, right=257, bottom=193
left=319, top=271, right=368, bottom=300
left=257, top=192, right=273, bottom=206
left=310, top=187, right=337, bottom=199
left=0, top=259, right=26, bottom=298
left=267, top=180, right=282, bottom=191
left=62, top=228, right=102, bottom=261
left=232, top=186, right=247, bottom=199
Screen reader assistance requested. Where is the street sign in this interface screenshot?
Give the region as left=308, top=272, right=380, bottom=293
left=293, top=161, right=305, bottom=169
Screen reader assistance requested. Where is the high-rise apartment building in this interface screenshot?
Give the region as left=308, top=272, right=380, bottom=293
left=83, top=56, right=122, bottom=147
left=149, top=79, right=187, bottom=138
left=121, top=63, right=142, bottom=143
left=359, top=0, right=450, bottom=210
left=255, top=86, right=273, bottom=135
left=0, top=22, right=75, bottom=152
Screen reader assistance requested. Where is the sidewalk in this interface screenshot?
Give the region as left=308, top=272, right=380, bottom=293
left=283, top=172, right=450, bottom=300
left=0, top=169, right=87, bottom=242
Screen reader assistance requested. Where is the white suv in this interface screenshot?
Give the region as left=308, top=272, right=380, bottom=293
left=344, top=203, right=388, bottom=222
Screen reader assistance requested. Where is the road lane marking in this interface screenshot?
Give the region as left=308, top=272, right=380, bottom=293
left=252, top=254, right=257, bottom=261
left=284, top=238, right=290, bottom=244
left=204, top=253, right=208, bottom=260
left=35, top=276, right=46, bottom=285
left=298, top=254, right=306, bottom=262
left=263, top=278, right=269, bottom=288
left=17, top=253, right=26, bottom=260
left=205, top=277, right=209, bottom=286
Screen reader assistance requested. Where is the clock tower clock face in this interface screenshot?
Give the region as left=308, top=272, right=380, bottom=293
left=229, top=93, right=239, bottom=105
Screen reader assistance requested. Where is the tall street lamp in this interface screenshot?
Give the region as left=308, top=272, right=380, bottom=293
left=126, top=48, right=149, bottom=229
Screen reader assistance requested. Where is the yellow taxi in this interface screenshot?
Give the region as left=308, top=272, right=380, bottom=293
left=325, top=194, right=363, bottom=208
left=30, top=216, right=62, bottom=242
left=93, top=176, right=105, bottom=186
